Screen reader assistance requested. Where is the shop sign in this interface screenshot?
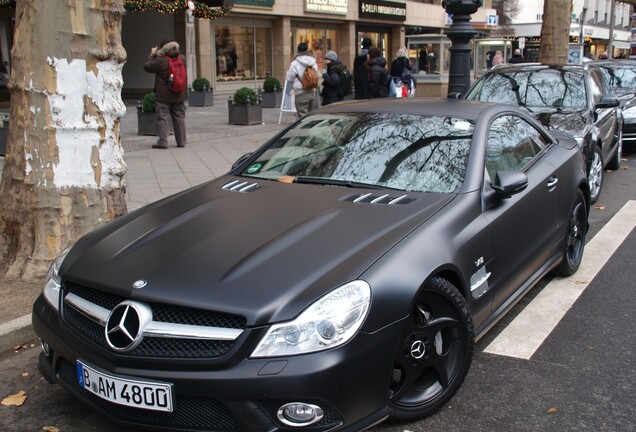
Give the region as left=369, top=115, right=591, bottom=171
left=235, top=0, right=275, bottom=8
left=305, top=0, right=348, bottom=15
left=359, top=0, right=406, bottom=22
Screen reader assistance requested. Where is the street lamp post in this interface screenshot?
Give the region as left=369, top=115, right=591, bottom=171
left=442, top=0, right=482, bottom=97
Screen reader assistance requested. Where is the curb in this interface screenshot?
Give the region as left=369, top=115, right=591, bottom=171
left=0, top=314, right=35, bottom=353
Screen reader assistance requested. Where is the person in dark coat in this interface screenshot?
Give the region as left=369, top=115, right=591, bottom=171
left=508, top=48, right=526, bottom=64
left=321, top=51, right=344, bottom=106
left=354, top=37, right=372, bottom=99
left=391, top=47, right=414, bottom=97
left=143, top=39, right=187, bottom=149
left=368, top=47, right=389, bottom=99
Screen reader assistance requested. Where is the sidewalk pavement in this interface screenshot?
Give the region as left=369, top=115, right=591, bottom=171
left=0, top=100, right=298, bottom=352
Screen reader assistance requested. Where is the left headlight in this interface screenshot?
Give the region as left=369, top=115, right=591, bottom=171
left=251, top=280, right=371, bottom=358
left=42, top=246, right=72, bottom=311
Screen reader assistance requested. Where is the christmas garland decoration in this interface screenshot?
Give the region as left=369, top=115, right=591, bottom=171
left=124, top=1, right=232, bottom=19
left=0, top=1, right=232, bottom=20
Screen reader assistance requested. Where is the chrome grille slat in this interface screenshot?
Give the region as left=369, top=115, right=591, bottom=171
left=221, top=180, right=261, bottom=192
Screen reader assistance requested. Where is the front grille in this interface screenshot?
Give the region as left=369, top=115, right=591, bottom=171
left=57, top=359, right=237, bottom=431
left=62, top=282, right=246, bottom=359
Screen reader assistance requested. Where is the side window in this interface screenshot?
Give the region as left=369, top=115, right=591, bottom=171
left=588, top=71, right=604, bottom=105
left=486, top=115, right=545, bottom=180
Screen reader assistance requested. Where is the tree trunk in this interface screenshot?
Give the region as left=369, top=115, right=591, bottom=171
left=0, top=0, right=128, bottom=281
left=539, top=0, right=573, bottom=65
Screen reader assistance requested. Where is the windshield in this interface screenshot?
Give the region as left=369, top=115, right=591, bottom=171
left=467, top=69, right=587, bottom=111
left=598, top=65, right=636, bottom=91
left=240, top=113, right=474, bottom=193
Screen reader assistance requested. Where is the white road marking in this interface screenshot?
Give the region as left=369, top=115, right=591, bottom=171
left=484, top=200, right=636, bottom=359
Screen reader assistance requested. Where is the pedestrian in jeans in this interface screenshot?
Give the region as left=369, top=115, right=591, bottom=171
left=286, top=42, right=320, bottom=118
left=143, top=39, right=187, bottom=149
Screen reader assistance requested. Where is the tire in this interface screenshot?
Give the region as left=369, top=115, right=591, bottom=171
left=606, top=129, right=622, bottom=171
left=588, top=146, right=603, bottom=204
left=387, top=277, right=474, bottom=422
left=555, top=189, right=587, bottom=277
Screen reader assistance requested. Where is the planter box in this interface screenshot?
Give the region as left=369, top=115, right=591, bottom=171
left=137, top=109, right=158, bottom=136
left=261, top=91, right=282, bottom=108
left=0, top=127, right=6, bottom=156
left=228, top=100, right=262, bottom=125
left=189, top=90, right=214, bottom=107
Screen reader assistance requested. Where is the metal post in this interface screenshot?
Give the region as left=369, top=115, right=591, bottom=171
left=608, top=0, right=616, bottom=59
left=442, top=0, right=483, bottom=98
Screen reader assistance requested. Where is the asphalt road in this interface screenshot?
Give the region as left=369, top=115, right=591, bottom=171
left=1, top=150, right=634, bottom=432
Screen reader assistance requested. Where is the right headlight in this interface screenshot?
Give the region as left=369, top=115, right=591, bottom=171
left=251, top=280, right=371, bottom=358
left=622, top=105, right=636, bottom=119
left=42, top=246, right=72, bottom=311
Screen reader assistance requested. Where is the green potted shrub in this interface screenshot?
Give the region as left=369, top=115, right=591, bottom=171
left=189, top=77, right=214, bottom=107
left=261, top=76, right=282, bottom=108
left=137, top=92, right=158, bottom=136
left=228, top=87, right=262, bottom=125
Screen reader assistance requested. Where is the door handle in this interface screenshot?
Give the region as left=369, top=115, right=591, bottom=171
left=547, top=176, right=558, bottom=189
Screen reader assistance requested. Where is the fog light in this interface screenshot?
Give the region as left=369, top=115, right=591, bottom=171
left=277, top=402, right=324, bottom=427
left=40, top=340, right=52, bottom=357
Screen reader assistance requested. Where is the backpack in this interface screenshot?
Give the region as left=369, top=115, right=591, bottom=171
left=336, top=67, right=353, bottom=99
left=298, top=65, right=319, bottom=90
left=166, top=56, right=187, bottom=93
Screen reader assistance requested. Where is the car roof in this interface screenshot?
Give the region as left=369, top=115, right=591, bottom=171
left=315, top=97, right=517, bottom=121
left=482, top=63, right=595, bottom=75
left=589, top=59, right=636, bottom=68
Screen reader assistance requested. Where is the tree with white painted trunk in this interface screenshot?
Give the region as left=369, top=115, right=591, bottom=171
left=539, top=0, right=572, bottom=65
left=0, top=0, right=127, bottom=281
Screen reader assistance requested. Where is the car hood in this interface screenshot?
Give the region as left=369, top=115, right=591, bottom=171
left=523, top=107, right=588, bottom=137
left=62, top=176, right=454, bottom=325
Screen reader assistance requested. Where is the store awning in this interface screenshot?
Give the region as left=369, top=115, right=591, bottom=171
left=612, top=40, right=631, bottom=49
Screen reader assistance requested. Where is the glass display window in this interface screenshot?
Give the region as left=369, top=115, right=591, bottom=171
left=405, top=35, right=451, bottom=81
left=215, top=25, right=272, bottom=82
left=292, top=28, right=339, bottom=72
left=356, top=32, right=390, bottom=61
left=474, top=39, right=513, bottom=79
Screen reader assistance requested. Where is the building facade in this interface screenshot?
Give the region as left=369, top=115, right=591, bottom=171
left=507, top=0, right=632, bottom=62
left=122, top=0, right=496, bottom=98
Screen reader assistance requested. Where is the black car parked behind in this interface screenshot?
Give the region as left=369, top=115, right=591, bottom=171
left=465, top=63, right=622, bottom=203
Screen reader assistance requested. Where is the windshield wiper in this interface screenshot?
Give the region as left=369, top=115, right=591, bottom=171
left=294, top=176, right=386, bottom=190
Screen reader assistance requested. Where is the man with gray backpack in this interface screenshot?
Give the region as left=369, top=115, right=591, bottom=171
left=285, top=42, right=320, bottom=117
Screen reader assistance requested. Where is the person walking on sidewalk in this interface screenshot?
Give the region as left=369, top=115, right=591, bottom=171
left=354, top=37, right=372, bottom=99
left=285, top=42, right=320, bottom=118
left=321, top=50, right=344, bottom=106
left=143, top=38, right=187, bottom=149
left=368, top=47, right=389, bottom=99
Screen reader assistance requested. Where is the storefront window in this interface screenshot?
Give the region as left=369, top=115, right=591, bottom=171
left=215, top=25, right=271, bottom=82
left=474, top=39, right=513, bottom=78
left=406, top=35, right=451, bottom=81
left=293, top=28, right=339, bottom=71
left=357, top=32, right=390, bottom=61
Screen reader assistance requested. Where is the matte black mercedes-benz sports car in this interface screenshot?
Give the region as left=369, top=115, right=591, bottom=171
left=33, top=99, right=589, bottom=432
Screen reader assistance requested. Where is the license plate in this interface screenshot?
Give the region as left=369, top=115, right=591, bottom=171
left=77, top=360, right=173, bottom=412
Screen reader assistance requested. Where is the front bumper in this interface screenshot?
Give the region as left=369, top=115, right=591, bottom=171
left=33, top=294, right=403, bottom=432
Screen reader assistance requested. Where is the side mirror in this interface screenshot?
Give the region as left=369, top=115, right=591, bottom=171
left=595, top=95, right=619, bottom=109
left=491, top=170, right=528, bottom=198
left=231, top=153, right=254, bottom=171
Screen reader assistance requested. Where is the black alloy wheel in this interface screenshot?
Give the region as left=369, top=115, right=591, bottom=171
left=387, top=277, right=474, bottom=421
left=555, top=189, right=587, bottom=276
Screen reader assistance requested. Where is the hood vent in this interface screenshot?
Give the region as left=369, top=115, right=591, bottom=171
left=343, top=193, right=415, bottom=205
left=222, top=180, right=262, bottom=193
